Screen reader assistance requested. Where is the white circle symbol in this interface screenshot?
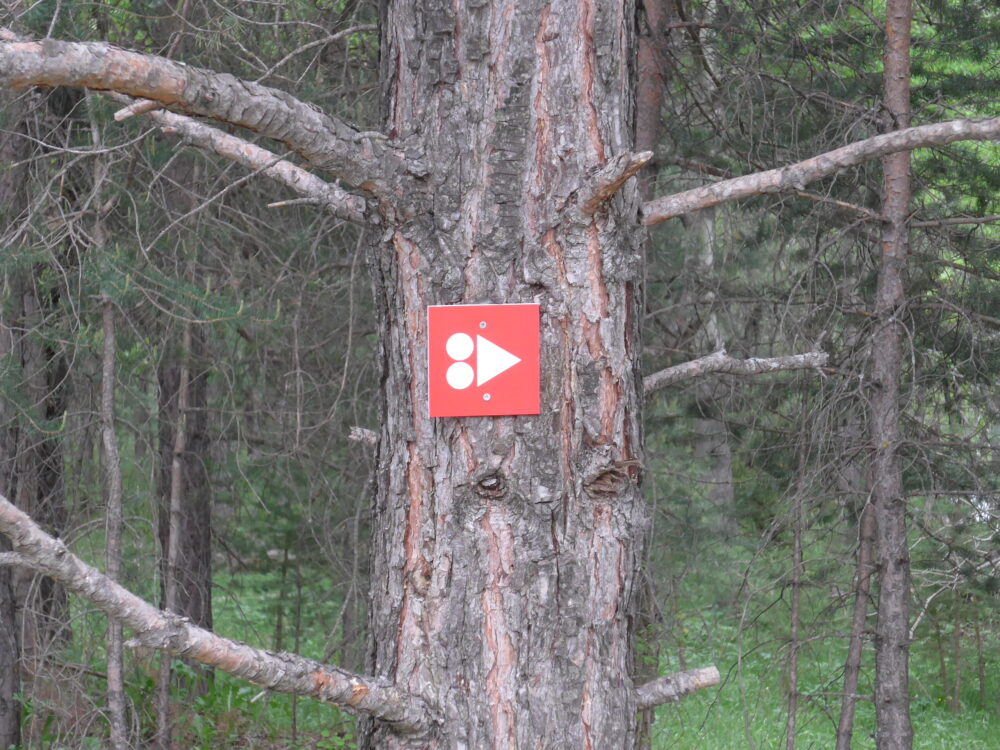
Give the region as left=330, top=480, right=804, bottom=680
left=446, top=333, right=474, bottom=361
left=446, top=361, right=475, bottom=389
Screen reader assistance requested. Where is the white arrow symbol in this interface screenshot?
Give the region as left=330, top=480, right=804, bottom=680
left=476, top=335, right=520, bottom=386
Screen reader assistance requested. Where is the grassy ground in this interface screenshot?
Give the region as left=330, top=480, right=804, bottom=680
left=43, top=562, right=993, bottom=750
left=651, top=627, right=1000, bottom=749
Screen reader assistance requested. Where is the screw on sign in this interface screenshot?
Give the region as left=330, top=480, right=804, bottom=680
left=427, top=304, right=540, bottom=417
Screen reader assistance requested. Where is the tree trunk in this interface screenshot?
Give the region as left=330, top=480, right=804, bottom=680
left=934, top=618, right=949, bottom=700
left=3, top=85, right=71, bottom=749
left=361, top=2, right=646, bottom=747
left=0, top=80, right=31, bottom=750
left=950, top=624, right=962, bottom=714
left=0, top=323, right=21, bottom=750
left=100, top=299, right=129, bottom=750
left=157, top=326, right=213, bottom=633
left=13, top=278, right=71, bottom=660
left=156, top=323, right=211, bottom=746
left=872, top=0, right=914, bottom=747
left=633, top=1, right=678, bottom=745
left=973, top=612, right=986, bottom=710
left=835, top=500, right=876, bottom=750
left=0, top=416, right=19, bottom=750
left=785, top=440, right=808, bottom=750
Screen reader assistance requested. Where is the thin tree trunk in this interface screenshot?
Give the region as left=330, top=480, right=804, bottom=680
left=836, top=500, right=877, bottom=750
left=0, top=77, right=32, bottom=750
left=934, top=618, right=949, bottom=699
left=0, top=327, right=21, bottom=750
left=785, top=445, right=806, bottom=750
left=974, top=613, right=986, bottom=709
left=157, top=325, right=213, bottom=625
left=872, top=1, right=914, bottom=747
left=950, top=624, right=962, bottom=714
left=14, top=279, right=71, bottom=661
left=156, top=324, right=192, bottom=750
left=3, top=73, right=69, bottom=748
left=633, top=0, right=676, bottom=745
left=100, top=299, right=129, bottom=750
left=0, top=393, right=19, bottom=750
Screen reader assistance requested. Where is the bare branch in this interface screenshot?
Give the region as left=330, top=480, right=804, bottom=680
left=794, top=191, right=881, bottom=220
left=912, top=214, right=1000, bottom=228
left=668, top=158, right=879, bottom=219
left=0, top=552, right=27, bottom=567
left=0, top=33, right=404, bottom=202
left=113, top=98, right=161, bottom=120
left=642, top=117, right=1000, bottom=224
left=349, top=426, right=378, bottom=446
left=915, top=301, right=1000, bottom=328
left=578, top=151, right=653, bottom=215
left=635, top=666, right=720, bottom=710
left=0, top=493, right=437, bottom=735
left=109, top=95, right=369, bottom=224
left=643, top=349, right=829, bottom=397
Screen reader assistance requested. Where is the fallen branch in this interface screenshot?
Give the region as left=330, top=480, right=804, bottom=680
left=635, top=666, right=721, bottom=710
left=642, top=117, right=1000, bottom=224
left=0, top=493, right=437, bottom=735
left=643, top=349, right=828, bottom=397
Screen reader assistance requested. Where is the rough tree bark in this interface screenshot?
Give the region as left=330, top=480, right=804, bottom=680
left=872, top=0, right=914, bottom=747
left=361, top=2, right=647, bottom=747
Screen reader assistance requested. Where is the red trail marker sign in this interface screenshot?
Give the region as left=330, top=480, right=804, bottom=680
left=427, top=303, right=540, bottom=418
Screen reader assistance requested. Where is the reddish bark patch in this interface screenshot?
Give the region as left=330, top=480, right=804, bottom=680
left=394, top=443, right=428, bottom=687
left=532, top=3, right=554, bottom=191
left=580, top=314, right=617, bottom=444
left=585, top=224, right=610, bottom=318
left=543, top=228, right=567, bottom=286
left=481, top=508, right=517, bottom=746
left=393, top=232, right=426, bottom=429
left=577, top=0, right=605, bottom=164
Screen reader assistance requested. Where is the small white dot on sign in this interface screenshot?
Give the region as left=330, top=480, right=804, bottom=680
left=446, top=332, right=474, bottom=361
left=479, top=321, right=487, bottom=329
left=483, top=393, right=491, bottom=401
left=446, top=362, right=475, bottom=390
